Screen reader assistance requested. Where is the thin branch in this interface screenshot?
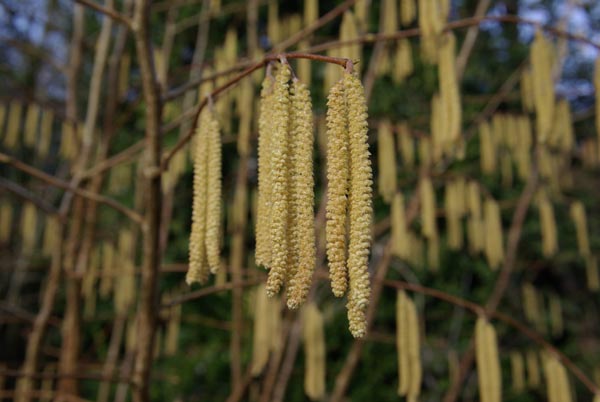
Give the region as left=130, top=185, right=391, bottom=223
left=0, top=177, right=59, bottom=218
left=162, top=279, right=264, bottom=308
left=0, top=152, right=143, bottom=224
left=74, top=0, right=132, bottom=28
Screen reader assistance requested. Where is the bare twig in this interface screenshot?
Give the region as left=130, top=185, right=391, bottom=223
left=74, top=0, right=132, bottom=28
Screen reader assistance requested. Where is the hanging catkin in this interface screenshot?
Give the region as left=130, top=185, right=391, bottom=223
left=164, top=302, right=181, bottom=356
left=531, top=30, right=555, bottom=144
left=544, top=356, right=572, bottom=402
left=538, top=191, right=558, bottom=257
left=400, top=0, right=416, bottom=26
left=392, top=39, right=414, bottom=83
left=570, top=201, right=590, bottom=257
left=266, top=65, right=292, bottom=297
left=420, top=176, right=437, bottom=239
left=378, top=119, right=397, bottom=203
left=344, top=70, right=373, bottom=338
left=326, top=79, right=350, bottom=297
left=467, top=181, right=484, bottom=254
left=522, top=283, right=545, bottom=334
left=586, top=256, right=600, bottom=292
left=286, top=79, right=316, bottom=309
left=256, top=75, right=275, bottom=268
left=483, top=198, right=504, bottom=270
left=391, top=192, right=410, bottom=259
left=0, top=200, right=12, bottom=244
left=438, top=32, right=462, bottom=146
left=304, top=0, right=318, bottom=26
left=20, top=202, right=37, bottom=253
left=479, top=121, right=496, bottom=174
left=526, top=349, right=541, bottom=388
left=510, top=351, right=526, bottom=393
left=418, top=0, right=443, bottom=64
left=552, top=99, right=574, bottom=152
left=42, top=215, right=59, bottom=256
left=515, top=116, right=532, bottom=180
left=339, top=11, right=361, bottom=73
left=475, top=316, right=502, bottom=402
left=445, top=180, right=464, bottom=250
left=548, top=294, right=563, bottom=337
left=396, top=290, right=422, bottom=400
left=23, top=103, right=40, bottom=148
left=267, top=0, right=280, bottom=44
left=521, top=68, right=534, bottom=111
left=397, top=122, right=415, bottom=168
left=251, top=284, right=281, bottom=375
left=303, top=303, right=326, bottom=400
left=99, top=242, right=115, bottom=298
left=114, top=229, right=135, bottom=315
left=4, top=101, right=22, bottom=149
left=205, top=108, right=222, bottom=274
left=38, top=109, right=54, bottom=157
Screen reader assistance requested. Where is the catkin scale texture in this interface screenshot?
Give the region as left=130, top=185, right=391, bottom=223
left=286, top=80, right=316, bottom=309
left=266, top=65, right=292, bottom=297
left=205, top=111, right=222, bottom=273
left=377, top=119, right=397, bottom=203
left=344, top=71, right=373, bottom=338
left=326, top=79, right=350, bottom=298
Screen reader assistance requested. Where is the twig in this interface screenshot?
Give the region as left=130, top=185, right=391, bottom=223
left=74, top=0, right=132, bottom=28
left=0, top=177, right=59, bottom=218
left=162, top=279, right=264, bottom=308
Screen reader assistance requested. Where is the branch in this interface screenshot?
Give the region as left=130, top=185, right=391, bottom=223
left=74, top=0, right=132, bottom=28
left=0, top=177, right=60, bottom=218
left=0, top=152, right=143, bottom=224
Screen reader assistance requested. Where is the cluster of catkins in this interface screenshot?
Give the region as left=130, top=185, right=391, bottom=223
left=256, top=61, right=373, bottom=338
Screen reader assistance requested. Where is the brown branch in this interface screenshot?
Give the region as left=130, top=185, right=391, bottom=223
left=455, top=0, right=492, bottom=80
left=74, top=0, right=132, bottom=28
left=162, top=279, right=264, bottom=308
left=0, top=177, right=59, bottom=218
left=0, top=152, right=143, bottom=224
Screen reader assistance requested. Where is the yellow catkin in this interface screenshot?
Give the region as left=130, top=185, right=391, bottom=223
left=521, top=68, right=534, bottom=111
left=418, top=0, right=443, bottom=63
left=531, top=30, right=555, bottom=144
left=538, top=191, right=558, bottom=257
left=23, top=103, right=40, bottom=148
left=586, top=256, right=600, bottom=292
left=438, top=32, right=462, bottom=146
left=391, top=192, right=410, bottom=259
left=304, top=0, right=318, bottom=26
left=396, top=290, right=410, bottom=395
left=344, top=71, right=373, bottom=338
left=427, top=235, right=440, bottom=271
left=256, top=75, right=275, bottom=268
left=339, top=11, right=361, bottom=73
left=548, top=294, right=563, bottom=337
left=118, top=52, right=131, bottom=99
left=510, top=351, right=526, bottom=393
left=544, top=356, right=572, bottom=402
left=467, top=181, right=484, bottom=254
left=251, top=284, right=271, bottom=375
left=400, top=0, right=417, bottom=26
left=484, top=198, right=504, bottom=270
left=20, top=202, right=37, bottom=253
left=420, top=176, right=437, bottom=239
left=266, top=65, right=292, bottom=297
left=397, top=122, right=415, bottom=168
left=392, top=39, right=414, bottom=83
left=99, top=242, right=115, bottom=299
left=205, top=109, right=222, bottom=274
left=354, top=0, right=369, bottom=32
left=431, top=93, right=444, bottom=161
left=4, top=100, right=22, bottom=149
left=303, top=302, right=326, bottom=400
left=326, top=78, right=350, bottom=298
left=378, top=119, right=397, bottom=203
left=515, top=116, right=532, bottom=180
left=114, top=230, right=135, bottom=315
left=595, top=57, right=600, bottom=142
left=406, top=293, right=422, bottom=401
left=570, top=201, right=590, bottom=257
left=479, top=121, right=496, bottom=174
left=0, top=200, right=13, bottom=243
left=42, top=215, right=59, bottom=256
left=83, top=248, right=99, bottom=319
left=286, top=79, right=316, bottom=310
left=268, top=0, right=280, bottom=44
left=59, top=121, right=77, bottom=160
left=475, top=317, right=502, bottom=402
left=165, top=302, right=182, bottom=356
left=418, top=136, right=432, bottom=167
left=38, top=109, right=54, bottom=157
left=551, top=99, right=574, bottom=152
left=522, top=283, right=545, bottom=334
left=526, top=349, right=541, bottom=388
left=187, top=110, right=210, bottom=285
left=445, top=180, right=464, bottom=250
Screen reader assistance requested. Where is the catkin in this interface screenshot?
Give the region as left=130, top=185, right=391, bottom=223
left=99, top=242, right=115, bottom=298
left=531, top=30, right=555, bottom=144
left=304, top=0, right=318, bottom=26
left=467, top=181, right=484, bottom=254
left=396, top=290, right=410, bottom=395
left=521, top=68, right=534, bottom=111
left=267, top=0, right=280, bottom=44
left=548, top=294, right=563, bottom=337
left=339, top=11, right=361, bottom=73
left=483, top=198, right=504, bottom=270
left=526, top=349, right=541, bottom=388
left=165, top=302, right=182, bottom=356
left=479, top=121, right=496, bottom=174
left=20, top=202, right=37, bottom=253
left=475, top=317, right=502, bottom=402
left=344, top=71, right=373, bottom=338
left=303, top=303, right=326, bottom=400
left=400, top=0, right=416, bottom=26
left=24, top=103, right=40, bottom=148
left=438, top=32, right=462, bottom=145
left=510, top=351, right=526, bottom=393
left=187, top=110, right=211, bottom=285
left=420, top=176, right=437, bottom=239
left=378, top=119, right=397, bottom=203
left=256, top=75, right=275, bottom=268
left=391, top=192, right=410, bottom=259
left=266, top=65, right=292, bottom=297
left=397, top=122, right=415, bottom=168
left=538, top=191, right=558, bottom=257
left=205, top=109, right=222, bottom=274
left=38, top=109, right=54, bottom=157
left=0, top=200, right=12, bottom=243
left=586, top=256, right=600, bottom=292
left=406, top=293, right=422, bottom=401
left=522, top=283, right=545, bottom=334
left=552, top=99, right=574, bottom=152
left=544, top=356, right=572, bottom=402
left=251, top=284, right=281, bottom=375
left=570, top=201, right=590, bottom=257
left=4, top=100, right=22, bottom=149
left=392, top=39, right=414, bottom=83
left=114, top=230, right=135, bottom=315
left=326, top=79, right=350, bottom=297
left=286, top=79, right=316, bottom=309
left=42, top=215, right=59, bottom=256
left=445, top=180, right=464, bottom=250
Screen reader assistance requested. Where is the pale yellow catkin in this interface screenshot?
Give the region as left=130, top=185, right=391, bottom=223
left=406, top=293, right=422, bottom=401
left=354, top=0, right=369, bottom=32
left=538, top=191, right=558, bottom=257
left=467, top=181, right=484, bottom=254
left=251, top=285, right=271, bottom=375
left=521, top=68, right=534, bottom=111
left=304, top=0, right=318, bottom=26
left=522, top=283, right=545, bottom=334
left=114, top=229, right=135, bottom=315
left=286, top=79, right=316, bottom=310
left=515, top=116, right=532, bottom=180
left=544, top=356, right=572, bottom=402
left=595, top=57, right=600, bottom=142
left=418, top=0, right=443, bottom=64
left=392, top=39, right=414, bottom=83
left=187, top=110, right=210, bottom=285
left=0, top=200, right=13, bottom=243
left=256, top=75, right=275, bottom=268
left=445, top=180, right=463, bottom=250
left=205, top=109, right=222, bottom=274
left=42, top=215, right=59, bottom=256
left=268, top=0, right=280, bottom=44
left=586, top=256, right=600, bottom=292
left=531, top=30, right=555, bottom=144
left=38, top=109, right=54, bottom=157
left=266, top=65, right=292, bottom=297
left=99, top=242, right=115, bottom=299
left=438, top=32, right=462, bottom=146
left=378, top=119, right=397, bottom=203
left=400, top=0, right=417, bottom=26
left=548, top=294, right=563, bottom=338
left=397, top=122, right=415, bottom=168
left=552, top=99, right=574, bottom=152
left=510, top=351, right=526, bottom=393
left=326, top=78, right=350, bottom=298
left=23, top=103, right=40, bottom=148
left=420, top=176, right=437, bottom=239
left=339, top=11, right=361, bottom=74
left=418, top=136, right=432, bottom=167
left=165, top=302, right=181, bottom=356
left=20, top=202, right=37, bottom=253
left=391, top=192, right=410, bottom=259
left=483, top=198, right=504, bottom=270
left=396, top=290, right=410, bottom=395
left=4, top=100, right=22, bottom=149
left=526, top=349, right=541, bottom=388
left=82, top=248, right=99, bottom=319
left=427, top=234, right=440, bottom=271
left=479, top=121, right=496, bottom=174
left=570, top=201, right=590, bottom=257
left=344, top=71, right=373, bottom=338
left=475, top=317, right=502, bottom=402
left=303, top=303, right=326, bottom=400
